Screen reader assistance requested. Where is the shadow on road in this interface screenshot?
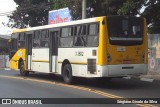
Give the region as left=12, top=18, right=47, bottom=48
left=1, top=70, right=160, bottom=91
left=15, top=72, right=157, bottom=90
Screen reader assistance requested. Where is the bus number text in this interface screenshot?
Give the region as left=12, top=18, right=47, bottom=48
left=75, top=51, right=84, bottom=56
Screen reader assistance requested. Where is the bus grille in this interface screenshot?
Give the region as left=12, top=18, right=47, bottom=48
left=87, top=59, right=97, bottom=74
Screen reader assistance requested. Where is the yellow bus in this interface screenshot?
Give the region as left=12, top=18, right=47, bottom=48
left=9, top=16, right=148, bottom=84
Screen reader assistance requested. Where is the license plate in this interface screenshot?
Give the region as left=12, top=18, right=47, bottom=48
left=117, top=47, right=126, bottom=52
left=123, top=60, right=131, bottom=64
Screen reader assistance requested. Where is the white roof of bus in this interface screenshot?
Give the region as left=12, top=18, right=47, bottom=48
left=27, top=17, right=98, bottom=31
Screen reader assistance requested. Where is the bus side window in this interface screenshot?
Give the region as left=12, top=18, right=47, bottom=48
left=41, top=30, right=49, bottom=48
left=11, top=38, right=18, bottom=51
left=74, top=25, right=87, bottom=46
left=18, top=33, right=25, bottom=48
left=59, top=27, right=73, bottom=47
left=87, top=23, right=99, bottom=47
left=33, top=31, right=41, bottom=48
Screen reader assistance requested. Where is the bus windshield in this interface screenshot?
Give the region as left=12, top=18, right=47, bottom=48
left=107, top=16, right=144, bottom=46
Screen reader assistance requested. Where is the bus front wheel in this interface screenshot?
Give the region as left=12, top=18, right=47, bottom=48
left=20, top=61, right=29, bottom=76
left=62, top=64, right=73, bottom=84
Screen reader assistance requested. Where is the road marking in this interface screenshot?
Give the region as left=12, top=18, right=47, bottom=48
left=140, top=78, right=154, bottom=82
left=123, top=77, right=131, bottom=79
left=0, top=75, right=158, bottom=107
left=4, top=68, right=11, bottom=70
left=0, top=68, right=11, bottom=70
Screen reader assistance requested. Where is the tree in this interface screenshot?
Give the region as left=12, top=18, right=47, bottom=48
left=49, top=0, right=82, bottom=20
left=9, top=0, right=160, bottom=34
left=10, top=0, right=49, bottom=28
left=117, top=0, right=144, bottom=16
left=112, top=0, right=160, bottom=33
left=10, top=0, right=82, bottom=28
left=142, top=0, right=160, bottom=33
left=100, top=0, right=126, bottom=15
left=10, top=0, right=138, bottom=28
left=86, top=0, right=139, bottom=17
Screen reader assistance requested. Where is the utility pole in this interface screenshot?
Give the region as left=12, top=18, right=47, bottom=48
left=82, top=0, right=86, bottom=19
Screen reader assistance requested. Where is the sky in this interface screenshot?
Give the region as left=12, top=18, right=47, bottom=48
left=0, top=0, right=17, bottom=36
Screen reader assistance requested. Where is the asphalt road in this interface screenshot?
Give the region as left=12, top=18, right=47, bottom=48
left=0, top=69, right=160, bottom=107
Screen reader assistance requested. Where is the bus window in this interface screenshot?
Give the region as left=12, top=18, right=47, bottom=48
left=33, top=31, right=41, bottom=48
left=18, top=33, right=25, bottom=48
left=41, top=30, right=49, bottom=48
left=89, top=24, right=97, bottom=35
left=9, top=33, right=18, bottom=59
left=10, top=38, right=17, bottom=51
left=61, top=28, right=69, bottom=37
left=107, top=16, right=143, bottom=46
left=74, top=25, right=87, bottom=46
left=59, top=27, right=73, bottom=47
left=87, top=23, right=99, bottom=47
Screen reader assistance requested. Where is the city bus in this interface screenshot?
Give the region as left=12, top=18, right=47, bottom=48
left=9, top=16, right=148, bottom=84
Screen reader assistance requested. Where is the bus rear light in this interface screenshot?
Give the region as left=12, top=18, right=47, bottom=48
left=142, top=53, right=145, bottom=63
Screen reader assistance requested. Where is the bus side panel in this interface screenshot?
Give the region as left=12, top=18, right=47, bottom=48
left=10, top=60, right=19, bottom=70
left=10, top=49, right=26, bottom=70
left=144, top=18, right=148, bottom=64
left=57, top=48, right=101, bottom=77
left=32, top=48, right=50, bottom=73
left=96, top=17, right=107, bottom=66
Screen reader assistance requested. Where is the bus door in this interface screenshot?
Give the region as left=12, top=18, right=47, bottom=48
left=26, top=33, right=33, bottom=70
left=49, top=29, right=59, bottom=73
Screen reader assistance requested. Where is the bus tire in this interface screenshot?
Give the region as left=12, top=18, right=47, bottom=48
left=20, top=61, right=29, bottom=76
left=62, top=64, right=73, bottom=84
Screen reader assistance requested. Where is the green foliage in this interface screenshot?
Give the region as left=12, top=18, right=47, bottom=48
left=142, top=0, right=160, bottom=33
left=10, top=0, right=49, bottom=28
left=49, top=0, right=82, bottom=20
left=70, top=0, right=82, bottom=20
left=117, top=0, right=145, bottom=16
left=86, top=0, right=141, bottom=16
left=9, top=0, right=160, bottom=33
left=49, top=0, right=68, bottom=10
left=118, top=0, right=136, bottom=15
left=100, top=0, right=126, bottom=15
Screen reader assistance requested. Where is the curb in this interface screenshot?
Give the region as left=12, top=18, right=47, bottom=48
left=139, top=78, right=160, bottom=84
left=140, top=78, right=154, bottom=82
left=0, top=68, right=11, bottom=70
left=123, top=76, right=160, bottom=83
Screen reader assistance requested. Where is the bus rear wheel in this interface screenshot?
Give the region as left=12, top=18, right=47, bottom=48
left=62, top=64, right=73, bottom=84
left=20, top=61, right=29, bottom=76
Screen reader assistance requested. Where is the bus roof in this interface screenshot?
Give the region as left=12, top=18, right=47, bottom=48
left=12, top=29, right=27, bottom=33
left=12, top=16, right=105, bottom=33
left=28, top=17, right=99, bottom=31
